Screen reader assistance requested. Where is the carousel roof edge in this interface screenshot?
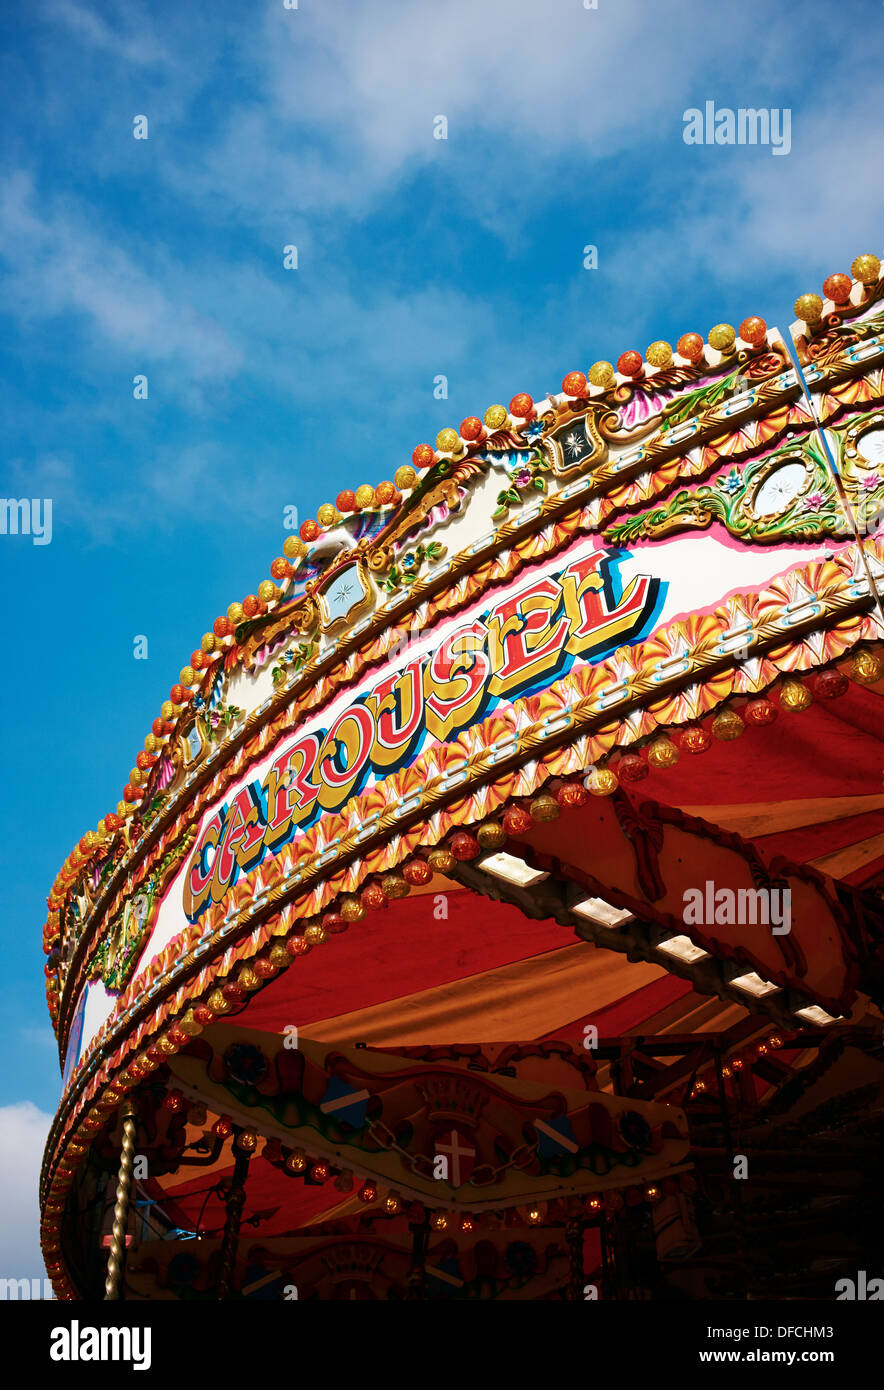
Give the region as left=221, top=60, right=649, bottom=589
left=41, top=248, right=884, bottom=1037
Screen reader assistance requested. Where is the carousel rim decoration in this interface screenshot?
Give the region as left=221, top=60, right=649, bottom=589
left=41, top=252, right=884, bottom=1302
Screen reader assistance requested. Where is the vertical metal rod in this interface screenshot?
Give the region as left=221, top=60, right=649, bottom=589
left=565, top=1218, right=585, bottom=1300
left=406, top=1215, right=429, bottom=1299
left=714, top=1044, right=749, bottom=1293
left=104, top=1098, right=138, bottom=1300
left=216, top=1147, right=250, bottom=1300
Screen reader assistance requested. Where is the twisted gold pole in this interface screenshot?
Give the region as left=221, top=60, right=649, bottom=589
left=216, top=1147, right=250, bottom=1299
left=104, top=1098, right=138, bottom=1300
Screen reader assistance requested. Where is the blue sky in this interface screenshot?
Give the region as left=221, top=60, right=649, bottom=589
left=1, top=0, right=883, bottom=1277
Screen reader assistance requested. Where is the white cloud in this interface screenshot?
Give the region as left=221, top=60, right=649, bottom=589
left=0, top=171, right=243, bottom=387
left=0, top=1102, right=53, bottom=1284
left=45, top=0, right=167, bottom=66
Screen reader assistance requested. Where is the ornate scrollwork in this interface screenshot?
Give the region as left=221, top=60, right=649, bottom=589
left=604, top=437, right=843, bottom=545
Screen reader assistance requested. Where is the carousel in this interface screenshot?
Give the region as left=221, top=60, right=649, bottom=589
left=40, top=253, right=884, bottom=1301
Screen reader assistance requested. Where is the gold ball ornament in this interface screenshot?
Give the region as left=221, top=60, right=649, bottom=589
left=128, top=767, right=143, bottom=787
left=381, top=872, right=411, bottom=899
left=227, top=601, right=244, bottom=625
left=160, top=700, right=175, bottom=721
left=530, top=792, right=560, bottom=822
left=435, top=427, right=461, bottom=454
left=708, top=323, right=736, bottom=353
left=179, top=665, right=195, bottom=687
left=779, top=678, right=813, bottom=711
left=851, top=254, right=881, bottom=286
left=585, top=766, right=619, bottom=796
left=304, top=923, right=327, bottom=946
left=711, top=708, right=744, bottom=741
left=237, top=965, right=262, bottom=992
left=427, top=846, right=456, bottom=874
left=269, top=942, right=290, bottom=969
left=793, top=293, right=823, bottom=324
left=201, top=632, right=216, bottom=654
left=587, top=360, right=615, bottom=389
left=144, top=734, right=159, bottom=754
left=316, top=503, right=341, bottom=528
left=476, top=820, right=507, bottom=850
left=484, top=404, right=509, bottom=430
left=394, top=465, right=418, bottom=491
left=258, top=579, right=279, bottom=603
left=850, top=649, right=884, bottom=685
left=355, top=484, right=376, bottom=509
left=116, top=801, right=128, bottom=818
left=646, top=341, right=673, bottom=369
left=283, top=534, right=307, bottom=561
left=339, top=895, right=367, bottom=922
left=646, top=737, right=680, bottom=769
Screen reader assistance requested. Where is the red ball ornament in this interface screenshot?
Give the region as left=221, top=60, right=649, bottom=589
left=676, top=332, right=705, bottom=362
left=299, top=518, right=321, bottom=542
left=509, top=392, right=534, bottom=419
left=450, top=830, right=481, bottom=860
left=285, top=934, right=310, bottom=957
left=190, top=650, right=206, bottom=670
left=680, top=725, right=712, bottom=754
left=412, top=443, right=436, bottom=469
left=556, top=781, right=588, bottom=808
left=270, top=557, right=290, bottom=581
left=358, top=1180, right=377, bottom=1203
left=104, top=813, right=122, bottom=832
left=617, top=753, right=648, bottom=782
left=336, top=489, right=357, bottom=512
left=162, top=1089, right=185, bottom=1113
left=242, top=594, right=260, bottom=618
left=361, top=881, right=387, bottom=911
left=403, top=858, right=433, bottom=886
left=561, top=370, right=588, bottom=397
left=136, top=751, right=155, bottom=771
left=253, top=957, right=276, bottom=979
left=152, top=717, right=167, bottom=738
left=170, top=683, right=189, bottom=705
left=375, top=480, right=399, bottom=506
left=213, top=615, right=231, bottom=638
left=744, top=698, right=777, bottom=726
left=213, top=1115, right=233, bottom=1138
left=322, top=911, right=347, bottom=934
left=459, top=416, right=483, bottom=441
left=123, top=784, right=139, bottom=803
left=822, top=272, right=852, bottom=305
left=193, top=1004, right=215, bottom=1026
left=739, top=316, right=767, bottom=345
left=815, top=669, right=848, bottom=699
left=617, top=350, right=644, bottom=378
left=502, top=804, right=533, bottom=836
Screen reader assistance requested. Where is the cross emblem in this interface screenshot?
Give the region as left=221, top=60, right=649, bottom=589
left=435, top=1129, right=476, bottom=1187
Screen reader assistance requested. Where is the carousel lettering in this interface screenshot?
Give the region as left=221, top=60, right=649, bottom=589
left=182, top=549, right=660, bottom=920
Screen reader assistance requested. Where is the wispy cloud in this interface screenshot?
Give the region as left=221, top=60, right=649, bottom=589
left=0, top=1102, right=53, bottom=1281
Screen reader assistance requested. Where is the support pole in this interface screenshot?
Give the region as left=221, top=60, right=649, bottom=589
left=406, top=1214, right=430, bottom=1300
left=565, top=1218, right=585, bottom=1300
left=104, top=1098, right=138, bottom=1300
left=216, top=1146, right=251, bottom=1300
